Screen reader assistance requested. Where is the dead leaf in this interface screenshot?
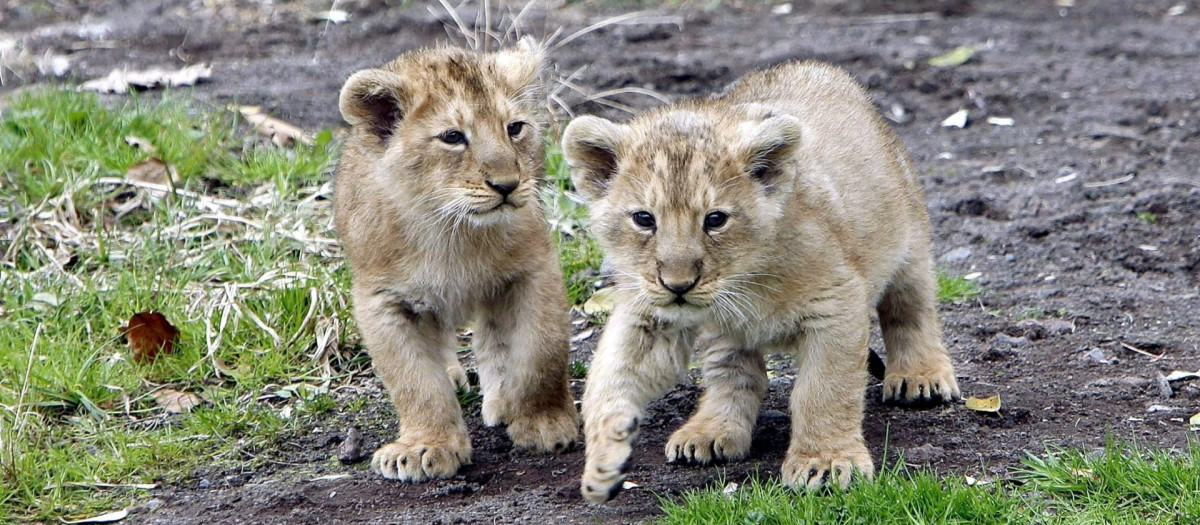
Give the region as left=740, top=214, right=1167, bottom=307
left=124, top=135, right=156, bottom=153
left=237, top=106, right=312, bottom=147
left=125, top=158, right=178, bottom=186
left=965, top=395, right=1001, bottom=413
left=1165, top=369, right=1200, bottom=382
left=59, top=509, right=128, bottom=524
left=151, top=388, right=202, bottom=414
left=1190, top=412, right=1200, bottom=431
left=621, top=480, right=639, bottom=490
left=123, top=311, right=180, bottom=363
left=928, top=46, right=975, bottom=68
left=582, top=287, right=616, bottom=316
left=80, top=63, right=212, bottom=93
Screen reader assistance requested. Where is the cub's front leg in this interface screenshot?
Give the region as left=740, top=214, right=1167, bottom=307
left=782, top=297, right=875, bottom=489
left=473, top=259, right=578, bottom=453
left=581, top=310, right=692, bottom=503
left=355, top=289, right=471, bottom=481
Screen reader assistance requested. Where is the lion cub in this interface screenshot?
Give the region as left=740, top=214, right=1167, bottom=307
left=562, top=61, right=960, bottom=502
left=334, top=39, right=577, bottom=482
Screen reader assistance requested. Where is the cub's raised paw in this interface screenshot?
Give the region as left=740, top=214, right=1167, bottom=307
left=665, top=420, right=751, bottom=465
left=882, top=359, right=960, bottom=405
left=507, top=404, right=579, bottom=454
left=781, top=445, right=873, bottom=490
left=371, top=436, right=471, bottom=482
left=580, top=413, right=639, bottom=503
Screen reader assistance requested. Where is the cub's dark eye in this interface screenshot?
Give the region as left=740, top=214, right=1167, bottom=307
left=506, top=121, right=526, bottom=138
left=439, top=130, right=467, bottom=145
left=704, top=211, right=729, bottom=230
left=631, top=211, right=656, bottom=230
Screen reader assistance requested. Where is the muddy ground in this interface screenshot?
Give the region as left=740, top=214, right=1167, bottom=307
left=4, top=0, right=1200, bottom=523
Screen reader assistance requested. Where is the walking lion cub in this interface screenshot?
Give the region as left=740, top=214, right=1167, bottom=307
left=562, top=61, right=959, bottom=502
left=334, top=39, right=577, bottom=482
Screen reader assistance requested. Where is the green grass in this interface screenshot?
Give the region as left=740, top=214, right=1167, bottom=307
left=1136, top=211, right=1158, bottom=224
left=936, top=271, right=983, bottom=303
left=543, top=141, right=604, bottom=305
left=657, top=442, right=1200, bottom=525
left=0, top=89, right=346, bottom=522
left=3, top=89, right=1193, bottom=525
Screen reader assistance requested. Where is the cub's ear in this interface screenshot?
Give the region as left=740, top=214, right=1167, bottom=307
left=562, top=115, right=627, bottom=202
left=738, top=114, right=802, bottom=189
left=338, top=69, right=407, bottom=141
left=494, top=36, right=545, bottom=90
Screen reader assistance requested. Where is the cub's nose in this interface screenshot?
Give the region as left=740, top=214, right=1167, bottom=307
left=660, top=276, right=698, bottom=296
left=486, top=179, right=517, bottom=197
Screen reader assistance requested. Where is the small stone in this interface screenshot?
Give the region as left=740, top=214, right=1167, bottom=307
left=130, top=498, right=164, bottom=514
left=769, top=376, right=794, bottom=389
left=1084, top=348, right=1111, bottom=364
left=990, top=333, right=1029, bottom=348
left=338, top=427, right=364, bottom=464
left=759, top=409, right=788, bottom=423
left=1156, top=373, right=1173, bottom=399
left=198, top=479, right=212, bottom=489
left=904, top=443, right=945, bottom=463
left=939, top=246, right=972, bottom=263
left=1004, top=253, right=1016, bottom=263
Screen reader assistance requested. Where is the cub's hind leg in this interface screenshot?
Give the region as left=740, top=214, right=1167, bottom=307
left=356, top=289, right=471, bottom=481
left=665, top=340, right=766, bottom=465
left=473, top=259, right=578, bottom=453
left=877, top=244, right=960, bottom=405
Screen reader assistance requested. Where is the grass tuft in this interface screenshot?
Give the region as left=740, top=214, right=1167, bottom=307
left=936, top=271, right=982, bottom=303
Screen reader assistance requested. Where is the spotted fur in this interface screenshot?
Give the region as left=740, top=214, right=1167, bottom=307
left=563, top=61, right=960, bottom=502
left=334, top=39, right=577, bottom=483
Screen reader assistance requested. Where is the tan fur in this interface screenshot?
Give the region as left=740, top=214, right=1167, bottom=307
left=562, top=61, right=960, bottom=502
left=334, top=39, right=577, bottom=482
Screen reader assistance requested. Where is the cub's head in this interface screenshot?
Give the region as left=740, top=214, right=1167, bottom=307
left=562, top=106, right=802, bottom=324
left=338, top=38, right=545, bottom=226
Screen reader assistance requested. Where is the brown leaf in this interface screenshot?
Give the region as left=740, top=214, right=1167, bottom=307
left=150, top=388, right=202, bottom=414
left=237, top=105, right=312, bottom=147
left=123, top=311, right=180, bottom=363
left=125, top=158, right=178, bottom=186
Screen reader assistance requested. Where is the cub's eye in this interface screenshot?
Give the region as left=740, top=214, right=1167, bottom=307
left=704, top=211, right=729, bottom=230
left=631, top=211, right=656, bottom=230
left=506, top=121, right=526, bottom=138
left=439, top=130, right=467, bottom=145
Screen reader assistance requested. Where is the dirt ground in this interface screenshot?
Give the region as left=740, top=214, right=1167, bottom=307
left=4, top=0, right=1200, bottom=523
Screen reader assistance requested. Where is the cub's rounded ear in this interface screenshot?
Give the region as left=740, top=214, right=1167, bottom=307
left=338, top=69, right=407, bottom=141
left=494, top=36, right=545, bottom=90
left=739, top=114, right=802, bottom=189
left=562, top=115, right=626, bottom=202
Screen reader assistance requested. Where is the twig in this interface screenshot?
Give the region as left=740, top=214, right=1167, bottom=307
left=94, top=177, right=245, bottom=211
left=1119, top=341, right=1164, bottom=361
left=788, top=12, right=942, bottom=25
left=1083, top=174, right=1135, bottom=188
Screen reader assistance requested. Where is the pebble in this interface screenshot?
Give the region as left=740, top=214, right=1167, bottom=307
left=990, top=333, right=1029, bottom=347
left=338, top=427, right=364, bottom=464
left=939, top=246, right=972, bottom=263
left=198, top=479, right=212, bottom=489
left=130, top=498, right=164, bottom=514
left=1084, top=348, right=1111, bottom=364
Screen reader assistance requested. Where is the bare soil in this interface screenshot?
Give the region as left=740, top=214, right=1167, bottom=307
left=4, top=0, right=1199, bottom=523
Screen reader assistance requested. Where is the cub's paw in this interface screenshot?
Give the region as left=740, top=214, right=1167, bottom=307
left=370, top=435, right=471, bottom=482
left=507, top=403, right=579, bottom=454
left=580, top=413, right=640, bottom=503
left=781, top=444, right=873, bottom=490
left=665, top=420, right=751, bottom=465
left=882, top=359, right=960, bottom=405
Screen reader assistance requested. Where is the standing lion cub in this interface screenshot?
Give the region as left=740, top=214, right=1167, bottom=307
left=563, top=61, right=960, bottom=502
left=334, top=39, right=577, bottom=482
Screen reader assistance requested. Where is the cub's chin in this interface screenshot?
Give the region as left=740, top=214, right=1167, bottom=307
left=652, top=301, right=710, bottom=327
left=465, top=201, right=524, bottom=227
